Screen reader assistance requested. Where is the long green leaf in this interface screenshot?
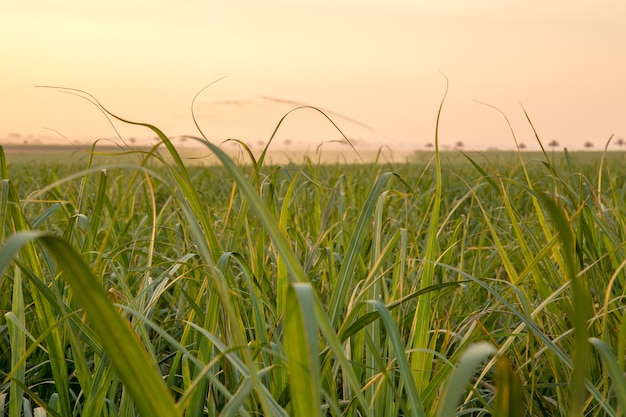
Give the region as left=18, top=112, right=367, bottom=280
left=1, top=181, right=72, bottom=416
left=494, top=355, right=525, bottom=417
left=7, top=266, right=25, bottom=417
left=368, top=300, right=426, bottom=417
left=0, top=232, right=180, bottom=417
left=284, top=283, right=321, bottom=417
left=409, top=75, right=447, bottom=395
left=436, top=342, right=497, bottom=417
left=328, top=172, right=394, bottom=327
left=589, top=337, right=626, bottom=413
left=538, top=193, right=590, bottom=417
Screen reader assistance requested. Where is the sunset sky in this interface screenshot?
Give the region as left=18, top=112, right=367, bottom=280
left=1, top=1, right=625, bottom=151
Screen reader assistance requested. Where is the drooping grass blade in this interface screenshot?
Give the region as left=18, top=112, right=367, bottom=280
left=436, top=342, right=497, bottom=417
left=0, top=232, right=180, bottom=417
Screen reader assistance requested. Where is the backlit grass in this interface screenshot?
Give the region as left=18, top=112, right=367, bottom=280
left=1, top=94, right=626, bottom=416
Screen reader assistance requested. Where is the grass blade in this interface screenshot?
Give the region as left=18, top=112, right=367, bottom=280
left=367, top=300, right=426, bottom=417
left=7, top=266, right=25, bottom=417
left=494, top=355, right=525, bottom=417
left=436, top=342, right=497, bottom=417
left=0, top=232, right=180, bottom=417
left=589, top=337, right=626, bottom=413
left=538, top=193, right=591, bottom=417
left=284, top=283, right=321, bottom=417
left=409, top=75, right=447, bottom=395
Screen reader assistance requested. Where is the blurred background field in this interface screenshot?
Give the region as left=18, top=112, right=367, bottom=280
left=3, top=142, right=624, bottom=167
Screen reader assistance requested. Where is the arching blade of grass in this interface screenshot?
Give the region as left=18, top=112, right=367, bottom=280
left=45, top=89, right=238, bottom=416
left=218, top=378, right=255, bottom=417
left=539, top=193, right=591, bottom=417
left=313, top=297, right=374, bottom=417
left=436, top=342, right=497, bottom=417
left=327, top=172, right=394, bottom=327
left=188, top=136, right=309, bottom=284
left=589, top=337, right=626, bottom=413
left=338, top=281, right=464, bottom=342
left=448, top=263, right=614, bottom=414
left=180, top=321, right=289, bottom=416
left=367, top=300, right=426, bottom=417
left=494, top=355, right=525, bottom=417
left=39, top=86, right=223, bottom=257
left=284, top=283, right=321, bottom=417
left=1, top=179, right=72, bottom=416
left=0, top=232, right=180, bottom=417
left=55, top=94, right=280, bottom=415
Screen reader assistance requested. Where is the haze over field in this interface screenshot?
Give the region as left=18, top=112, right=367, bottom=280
left=1, top=1, right=625, bottom=151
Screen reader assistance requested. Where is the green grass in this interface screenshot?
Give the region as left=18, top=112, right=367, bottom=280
left=1, top=95, right=626, bottom=416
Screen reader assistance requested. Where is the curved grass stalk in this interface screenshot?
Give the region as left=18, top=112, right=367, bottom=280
left=0, top=232, right=180, bottom=417
left=436, top=342, right=497, bottom=417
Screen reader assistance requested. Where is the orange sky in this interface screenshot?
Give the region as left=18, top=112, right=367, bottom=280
left=1, top=1, right=625, bottom=151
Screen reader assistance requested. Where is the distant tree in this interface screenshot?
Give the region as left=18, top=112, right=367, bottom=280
left=284, top=138, right=292, bottom=146
left=548, top=140, right=559, bottom=150
left=518, top=142, right=527, bottom=150
left=455, top=140, right=464, bottom=150
left=584, top=141, right=594, bottom=150
left=616, top=138, right=625, bottom=150
left=425, top=142, right=434, bottom=149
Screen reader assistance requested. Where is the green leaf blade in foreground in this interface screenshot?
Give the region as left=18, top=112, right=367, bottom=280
left=367, top=300, right=426, bottom=417
left=494, top=355, right=525, bottom=417
left=7, top=267, right=26, bottom=417
left=284, top=283, right=321, bottom=417
left=192, top=137, right=309, bottom=284
left=436, top=342, right=497, bottom=417
left=538, top=193, right=590, bottom=417
left=410, top=77, right=446, bottom=395
left=1, top=232, right=180, bottom=417
left=328, top=172, right=394, bottom=328
left=589, top=337, right=626, bottom=413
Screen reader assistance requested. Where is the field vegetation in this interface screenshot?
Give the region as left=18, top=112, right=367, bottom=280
left=1, top=95, right=626, bottom=416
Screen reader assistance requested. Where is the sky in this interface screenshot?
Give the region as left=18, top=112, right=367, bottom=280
left=1, top=1, right=625, bottom=151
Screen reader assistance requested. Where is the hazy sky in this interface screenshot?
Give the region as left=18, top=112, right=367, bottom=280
left=1, top=1, right=625, bottom=150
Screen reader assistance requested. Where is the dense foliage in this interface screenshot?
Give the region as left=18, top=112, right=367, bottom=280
left=1, top=139, right=626, bottom=416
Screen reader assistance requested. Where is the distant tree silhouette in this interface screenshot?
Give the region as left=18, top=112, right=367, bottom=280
left=455, top=141, right=464, bottom=150
left=616, top=138, right=625, bottom=150
left=518, top=142, right=527, bottom=150
left=425, top=142, right=434, bottom=149
left=548, top=140, right=559, bottom=150
left=584, top=141, right=594, bottom=150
